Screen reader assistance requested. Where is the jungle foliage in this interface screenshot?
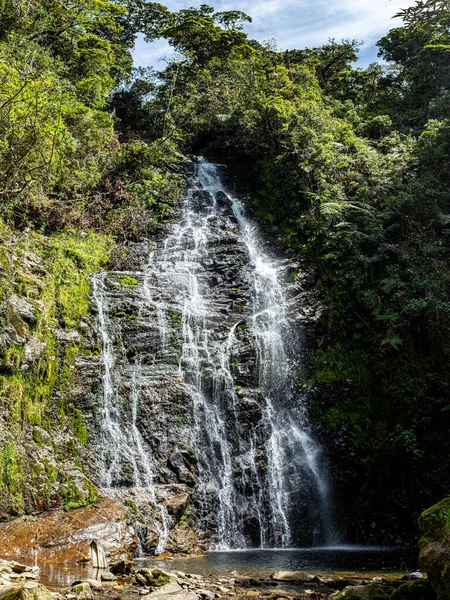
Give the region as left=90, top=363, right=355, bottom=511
left=1, top=0, right=450, bottom=541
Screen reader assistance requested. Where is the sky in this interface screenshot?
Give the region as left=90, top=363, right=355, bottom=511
left=132, top=0, right=415, bottom=70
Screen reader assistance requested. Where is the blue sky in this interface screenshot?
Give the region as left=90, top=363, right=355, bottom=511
left=133, top=0, right=415, bottom=70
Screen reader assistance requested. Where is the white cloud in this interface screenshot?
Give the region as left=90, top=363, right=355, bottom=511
left=132, top=0, right=415, bottom=68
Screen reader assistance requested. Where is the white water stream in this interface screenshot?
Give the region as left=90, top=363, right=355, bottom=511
left=92, top=159, right=332, bottom=553
left=92, top=273, right=169, bottom=555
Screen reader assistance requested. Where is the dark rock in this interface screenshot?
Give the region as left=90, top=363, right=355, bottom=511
left=332, top=584, right=388, bottom=599
left=390, top=580, right=436, bottom=599
left=110, top=560, right=134, bottom=576
left=419, top=498, right=450, bottom=600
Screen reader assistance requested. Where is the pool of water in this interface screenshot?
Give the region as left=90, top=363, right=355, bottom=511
left=39, top=547, right=419, bottom=589
left=141, top=546, right=418, bottom=578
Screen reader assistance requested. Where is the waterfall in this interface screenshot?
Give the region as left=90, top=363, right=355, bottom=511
left=142, top=159, right=332, bottom=549
left=92, top=273, right=170, bottom=555
left=90, top=158, right=332, bottom=553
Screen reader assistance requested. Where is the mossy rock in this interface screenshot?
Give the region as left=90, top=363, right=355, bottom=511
left=3, top=584, right=54, bottom=600
left=419, top=498, right=450, bottom=600
left=337, top=584, right=389, bottom=600
left=390, top=580, right=436, bottom=599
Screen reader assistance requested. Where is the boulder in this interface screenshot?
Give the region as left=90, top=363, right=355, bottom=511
left=136, top=569, right=176, bottom=588
left=141, top=582, right=198, bottom=600
left=71, top=580, right=102, bottom=591
left=1, top=583, right=54, bottom=600
left=271, top=571, right=315, bottom=583
left=70, top=583, right=93, bottom=600
left=110, top=560, right=133, bottom=576
left=332, top=584, right=388, bottom=599
left=99, top=572, right=116, bottom=582
left=390, top=580, right=435, bottom=599
left=419, top=497, right=450, bottom=600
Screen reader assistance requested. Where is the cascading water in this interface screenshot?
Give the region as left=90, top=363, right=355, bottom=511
left=92, top=273, right=170, bottom=555
left=90, top=158, right=332, bottom=553
left=139, top=159, right=333, bottom=549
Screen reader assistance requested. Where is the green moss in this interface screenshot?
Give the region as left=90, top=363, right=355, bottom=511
left=419, top=497, right=450, bottom=547
left=71, top=408, right=88, bottom=446
left=390, top=580, right=435, bottom=599
left=125, top=498, right=138, bottom=512
left=60, top=475, right=98, bottom=511
left=0, top=442, right=24, bottom=507
left=118, top=275, right=139, bottom=287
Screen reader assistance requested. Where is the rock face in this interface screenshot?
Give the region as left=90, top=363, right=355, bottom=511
left=419, top=497, right=450, bottom=600
left=71, top=159, right=326, bottom=553
left=0, top=497, right=134, bottom=563
left=0, top=160, right=324, bottom=559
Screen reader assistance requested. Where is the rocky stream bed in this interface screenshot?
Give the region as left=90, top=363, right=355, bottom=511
left=0, top=557, right=435, bottom=600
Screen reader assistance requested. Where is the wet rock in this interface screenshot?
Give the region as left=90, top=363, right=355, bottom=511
left=12, top=564, right=27, bottom=574
left=110, top=560, right=134, bottom=575
left=271, top=571, right=315, bottom=583
left=0, top=497, right=133, bottom=563
left=136, top=569, right=176, bottom=588
left=100, top=571, right=117, bottom=582
left=390, top=579, right=435, bottom=599
left=72, top=580, right=102, bottom=590
left=3, top=583, right=54, bottom=600
left=331, top=583, right=388, bottom=599
left=0, top=583, right=14, bottom=595
left=71, top=583, right=94, bottom=600
left=155, top=485, right=190, bottom=520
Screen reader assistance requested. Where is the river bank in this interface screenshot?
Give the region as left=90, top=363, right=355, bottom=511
left=0, top=556, right=432, bottom=600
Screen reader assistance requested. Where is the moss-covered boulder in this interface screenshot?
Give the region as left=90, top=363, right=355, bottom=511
left=3, top=583, right=54, bottom=600
left=418, top=498, right=450, bottom=600
left=390, top=580, right=435, bottom=599
left=335, top=584, right=389, bottom=599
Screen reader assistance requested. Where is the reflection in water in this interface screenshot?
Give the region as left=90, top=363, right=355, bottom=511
left=38, top=547, right=418, bottom=589
left=39, top=565, right=103, bottom=589
left=139, top=547, right=418, bottom=577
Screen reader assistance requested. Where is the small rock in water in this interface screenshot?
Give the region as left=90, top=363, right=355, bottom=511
left=372, top=577, right=383, bottom=583
left=110, top=560, right=133, bottom=576
left=72, top=580, right=102, bottom=590
left=71, top=582, right=94, bottom=600
left=409, top=572, right=424, bottom=580
left=100, top=571, right=117, bottom=582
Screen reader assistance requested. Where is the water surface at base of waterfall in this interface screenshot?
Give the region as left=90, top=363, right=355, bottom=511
left=38, top=547, right=418, bottom=589
left=92, top=158, right=333, bottom=552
